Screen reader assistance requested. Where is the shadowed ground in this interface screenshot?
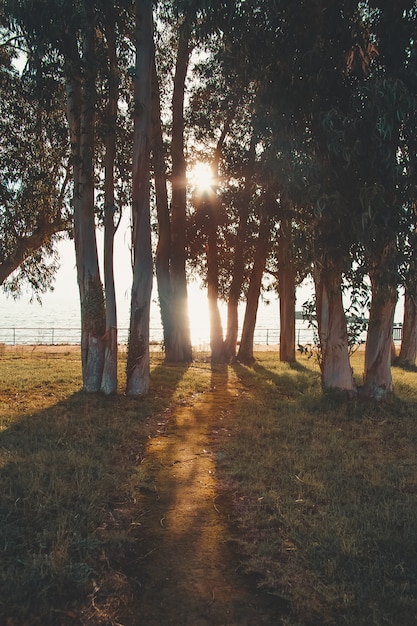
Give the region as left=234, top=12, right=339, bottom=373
left=132, top=366, right=283, bottom=625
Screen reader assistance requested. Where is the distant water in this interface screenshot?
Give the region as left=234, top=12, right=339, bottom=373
left=0, top=235, right=403, bottom=347
left=0, top=282, right=316, bottom=347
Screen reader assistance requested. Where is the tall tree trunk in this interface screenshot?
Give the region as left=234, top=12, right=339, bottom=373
left=278, top=215, right=296, bottom=362
left=151, top=53, right=173, bottom=354
left=205, top=116, right=234, bottom=364
left=314, top=261, right=355, bottom=392
left=224, top=137, right=255, bottom=360
left=206, top=196, right=226, bottom=364
left=363, top=271, right=398, bottom=398
left=126, top=0, right=153, bottom=396
left=397, top=289, right=417, bottom=366
left=101, top=14, right=119, bottom=395
left=167, top=21, right=192, bottom=362
left=65, top=23, right=105, bottom=393
left=237, top=213, right=271, bottom=364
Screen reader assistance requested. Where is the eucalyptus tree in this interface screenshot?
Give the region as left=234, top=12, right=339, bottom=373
left=186, top=31, right=269, bottom=362
left=99, top=2, right=122, bottom=394
left=237, top=204, right=274, bottom=364
left=151, top=1, right=199, bottom=363
left=349, top=1, right=417, bottom=397
left=5, top=0, right=107, bottom=390
left=187, top=57, right=253, bottom=363
left=218, top=0, right=358, bottom=384
left=5, top=0, right=148, bottom=393
left=125, top=0, right=153, bottom=395
left=399, top=156, right=417, bottom=365
left=66, top=3, right=107, bottom=391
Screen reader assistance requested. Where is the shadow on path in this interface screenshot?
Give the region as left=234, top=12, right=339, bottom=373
left=134, top=364, right=282, bottom=625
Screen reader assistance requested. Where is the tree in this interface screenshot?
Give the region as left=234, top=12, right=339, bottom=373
left=277, top=210, right=296, bottom=363
left=223, top=137, right=255, bottom=360
left=151, top=49, right=173, bottom=355
left=356, top=1, right=416, bottom=397
left=0, top=22, right=70, bottom=297
left=166, top=15, right=193, bottom=362
left=63, top=6, right=106, bottom=392
left=100, top=5, right=120, bottom=394
left=126, top=0, right=153, bottom=395
left=237, top=207, right=272, bottom=364
left=398, top=289, right=417, bottom=367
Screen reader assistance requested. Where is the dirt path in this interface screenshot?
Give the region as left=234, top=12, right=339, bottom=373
left=135, top=366, right=282, bottom=625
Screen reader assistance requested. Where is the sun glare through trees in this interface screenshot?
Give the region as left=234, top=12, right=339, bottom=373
left=188, top=162, right=215, bottom=193
left=2, top=0, right=417, bottom=396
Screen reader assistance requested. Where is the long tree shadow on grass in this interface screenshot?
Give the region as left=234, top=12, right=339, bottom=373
left=232, top=355, right=319, bottom=404
left=0, top=360, right=189, bottom=624
left=223, top=355, right=417, bottom=624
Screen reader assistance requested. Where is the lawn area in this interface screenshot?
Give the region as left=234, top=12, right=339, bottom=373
left=221, top=352, right=417, bottom=625
left=0, top=348, right=416, bottom=625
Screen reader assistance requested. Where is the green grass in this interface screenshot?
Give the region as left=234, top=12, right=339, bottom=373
left=1, top=349, right=417, bottom=624
left=217, top=352, right=417, bottom=625
left=0, top=350, right=211, bottom=623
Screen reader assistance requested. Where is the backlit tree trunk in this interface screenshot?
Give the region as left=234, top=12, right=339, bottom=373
left=397, top=289, right=417, bottom=367
left=206, top=195, right=226, bottom=364
left=65, top=22, right=105, bottom=393
left=126, top=0, right=153, bottom=396
left=152, top=53, right=173, bottom=355
left=237, top=213, right=271, bottom=364
left=168, top=21, right=192, bottom=362
left=363, top=270, right=397, bottom=398
left=315, top=262, right=355, bottom=392
left=224, top=138, right=254, bottom=360
left=101, top=15, right=119, bottom=395
left=278, top=215, right=296, bottom=362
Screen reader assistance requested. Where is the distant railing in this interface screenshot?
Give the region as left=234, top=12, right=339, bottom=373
left=0, top=325, right=308, bottom=347
left=0, top=323, right=402, bottom=347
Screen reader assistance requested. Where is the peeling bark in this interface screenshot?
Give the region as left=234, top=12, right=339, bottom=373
left=315, top=262, right=355, bottom=393
left=363, top=273, right=397, bottom=398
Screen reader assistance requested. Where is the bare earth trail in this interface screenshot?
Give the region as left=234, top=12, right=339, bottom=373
left=135, top=366, right=282, bottom=625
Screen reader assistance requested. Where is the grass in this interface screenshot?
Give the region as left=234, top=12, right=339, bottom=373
left=0, top=348, right=417, bottom=624
left=0, top=349, right=209, bottom=623
left=216, top=352, right=417, bottom=625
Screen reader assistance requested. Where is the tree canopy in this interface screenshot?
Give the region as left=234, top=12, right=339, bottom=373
left=2, top=0, right=417, bottom=396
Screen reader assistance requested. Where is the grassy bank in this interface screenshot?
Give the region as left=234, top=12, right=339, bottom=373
left=0, top=349, right=416, bottom=624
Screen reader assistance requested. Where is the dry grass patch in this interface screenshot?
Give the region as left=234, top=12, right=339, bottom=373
left=0, top=350, right=200, bottom=624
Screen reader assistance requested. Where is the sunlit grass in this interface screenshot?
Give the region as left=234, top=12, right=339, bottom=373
left=0, top=348, right=210, bottom=622
left=1, top=348, right=417, bottom=624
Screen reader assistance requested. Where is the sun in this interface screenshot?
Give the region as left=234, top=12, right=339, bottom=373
left=188, top=162, right=214, bottom=192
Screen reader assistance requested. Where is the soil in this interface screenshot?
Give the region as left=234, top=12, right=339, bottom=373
left=125, top=365, right=285, bottom=626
